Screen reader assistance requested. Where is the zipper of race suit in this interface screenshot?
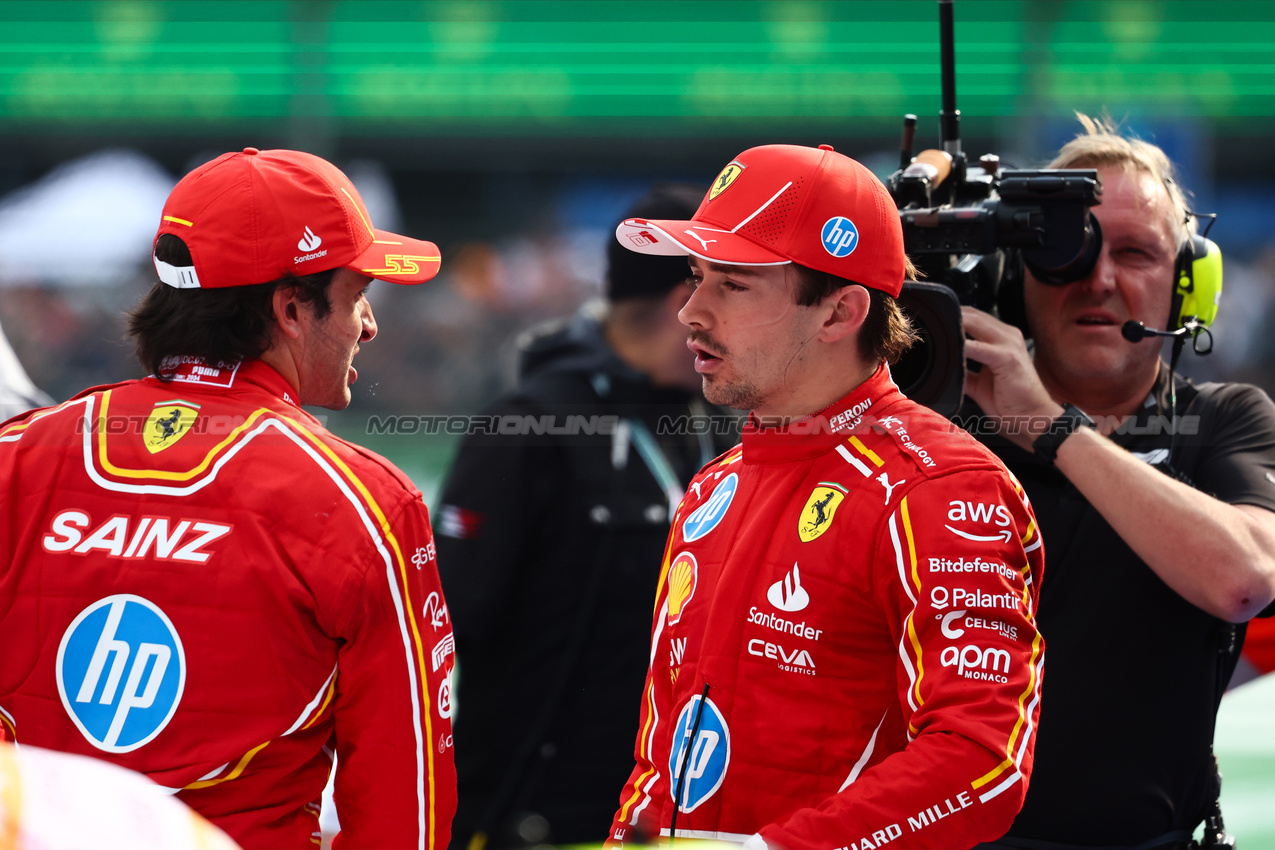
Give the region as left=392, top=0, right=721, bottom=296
left=669, top=682, right=711, bottom=843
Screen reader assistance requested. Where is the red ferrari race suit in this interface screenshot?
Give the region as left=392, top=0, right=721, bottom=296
left=0, top=358, right=456, bottom=850
left=609, top=365, right=1045, bottom=850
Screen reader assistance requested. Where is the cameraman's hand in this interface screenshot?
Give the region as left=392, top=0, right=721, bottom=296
left=961, top=307, right=1063, bottom=452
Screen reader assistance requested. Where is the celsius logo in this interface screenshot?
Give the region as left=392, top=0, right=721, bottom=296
left=668, top=695, right=730, bottom=812
left=767, top=562, right=810, bottom=612
left=56, top=595, right=185, bottom=753
left=297, top=226, right=322, bottom=252
left=682, top=473, right=739, bottom=542
left=821, top=217, right=859, bottom=258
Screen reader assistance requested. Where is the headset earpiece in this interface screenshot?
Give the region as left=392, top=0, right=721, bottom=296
left=1170, top=233, right=1223, bottom=331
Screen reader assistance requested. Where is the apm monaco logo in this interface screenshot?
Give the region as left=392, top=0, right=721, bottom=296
left=821, top=216, right=860, bottom=258
left=56, top=595, right=186, bottom=753
left=297, top=226, right=322, bottom=252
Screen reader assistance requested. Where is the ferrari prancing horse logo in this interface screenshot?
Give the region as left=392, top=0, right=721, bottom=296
left=798, top=482, right=847, bottom=542
left=144, top=401, right=200, bottom=454
left=709, top=162, right=745, bottom=200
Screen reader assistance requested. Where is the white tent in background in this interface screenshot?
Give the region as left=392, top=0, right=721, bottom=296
left=0, top=149, right=177, bottom=287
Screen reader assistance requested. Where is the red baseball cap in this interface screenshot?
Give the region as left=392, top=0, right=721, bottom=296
left=615, top=144, right=905, bottom=297
left=152, top=147, right=440, bottom=289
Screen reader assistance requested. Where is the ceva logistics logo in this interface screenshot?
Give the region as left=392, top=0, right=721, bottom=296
left=668, top=694, right=730, bottom=812
left=682, top=473, right=739, bottom=542
left=56, top=595, right=186, bottom=753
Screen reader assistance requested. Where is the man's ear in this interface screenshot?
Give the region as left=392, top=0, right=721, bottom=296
left=271, top=285, right=304, bottom=341
left=818, top=284, right=870, bottom=343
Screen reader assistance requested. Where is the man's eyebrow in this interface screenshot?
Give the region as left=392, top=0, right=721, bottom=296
left=688, top=258, right=772, bottom=278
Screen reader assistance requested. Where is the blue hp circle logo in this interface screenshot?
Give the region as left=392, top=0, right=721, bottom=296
left=668, top=695, right=730, bottom=812
left=682, top=472, right=739, bottom=542
left=56, top=595, right=186, bottom=753
left=821, top=216, right=860, bottom=257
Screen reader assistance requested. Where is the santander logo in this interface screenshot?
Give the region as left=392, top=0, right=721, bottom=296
left=297, top=226, right=322, bottom=252
left=767, top=562, right=810, bottom=612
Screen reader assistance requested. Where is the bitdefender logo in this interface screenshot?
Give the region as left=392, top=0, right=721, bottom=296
left=297, top=226, right=322, bottom=252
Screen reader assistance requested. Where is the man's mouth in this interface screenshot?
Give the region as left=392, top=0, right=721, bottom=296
left=1075, top=312, right=1118, bottom=327
left=687, top=339, right=723, bottom=373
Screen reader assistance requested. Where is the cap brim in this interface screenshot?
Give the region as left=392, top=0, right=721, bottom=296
left=349, top=229, right=442, bottom=284
left=615, top=218, right=790, bottom=266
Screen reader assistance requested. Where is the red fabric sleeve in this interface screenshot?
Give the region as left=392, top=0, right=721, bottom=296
left=606, top=520, right=681, bottom=848
left=761, top=470, right=1045, bottom=850
left=331, top=494, right=457, bottom=850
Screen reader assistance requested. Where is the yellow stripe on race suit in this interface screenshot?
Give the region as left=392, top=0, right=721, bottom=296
left=1006, top=631, right=1044, bottom=761
left=848, top=436, right=884, bottom=468
left=94, top=392, right=274, bottom=480
left=184, top=741, right=271, bottom=790
left=618, top=505, right=683, bottom=825
left=301, top=674, right=339, bottom=732
left=900, top=498, right=926, bottom=711
left=284, top=417, right=439, bottom=850
left=971, top=757, right=1014, bottom=790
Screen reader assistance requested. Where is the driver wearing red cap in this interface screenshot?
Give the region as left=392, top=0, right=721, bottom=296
left=606, top=145, right=1046, bottom=850
left=0, top=149, right=455, bottom=850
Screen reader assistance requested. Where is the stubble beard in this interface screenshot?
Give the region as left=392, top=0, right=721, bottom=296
left=702, top=374, right=764, bottom=411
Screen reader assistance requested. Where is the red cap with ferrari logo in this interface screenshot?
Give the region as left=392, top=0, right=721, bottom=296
left=152, top=147, right=441, bottom=289
left=615, top=144, right=905, bottom=297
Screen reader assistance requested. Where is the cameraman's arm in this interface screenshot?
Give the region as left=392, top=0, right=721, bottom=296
left=962, top=307, right=1275, bottom=623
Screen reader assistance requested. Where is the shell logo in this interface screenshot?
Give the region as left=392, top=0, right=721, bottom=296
left=667, top=552, right=698, bottom=626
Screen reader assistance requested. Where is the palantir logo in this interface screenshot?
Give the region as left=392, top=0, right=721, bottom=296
left=297, top=226, right=322, bottom=252
left=821, top=216, right=859, bottom=258
left=56, top=595, right=186, bottom=753
left=767, top=562, right=810, bottom=612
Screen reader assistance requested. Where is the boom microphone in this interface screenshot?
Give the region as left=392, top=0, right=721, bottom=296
left=1121, top=319, right=1198, bottom=342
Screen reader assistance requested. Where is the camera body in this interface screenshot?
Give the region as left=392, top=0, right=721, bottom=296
left=883, top=153, right=1103, bottom=416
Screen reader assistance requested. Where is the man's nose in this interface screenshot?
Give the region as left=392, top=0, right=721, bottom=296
left=1079, top=246, right=1119, bottom=297
left=361, top=302, right=378, bottom=342
left=678, top=282, right=709, bottom=328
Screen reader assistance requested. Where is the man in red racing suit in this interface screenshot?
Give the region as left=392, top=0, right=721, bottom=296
left=606, top=144, right=1045, bottom=850
left=0, top=149, right=456, bottom=850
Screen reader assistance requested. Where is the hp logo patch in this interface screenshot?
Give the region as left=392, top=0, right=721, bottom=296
left=821, top=217, right=860, bottom=258
left=56, top=595, right=186, bottom=753
left=668, top=694, right=730, bottom=812
left=682, top=473, right=739, bottom=542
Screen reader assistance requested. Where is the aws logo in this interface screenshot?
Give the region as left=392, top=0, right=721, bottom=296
left=798, top=482, right=846, bottom=542
left=944, top=500, right=1013, bottom=543
left=144, top=401, right=199, bottom=454
left=667, top=552, right=698, bottom=626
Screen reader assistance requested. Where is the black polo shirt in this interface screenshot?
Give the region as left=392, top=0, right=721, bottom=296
left=965, top=368, right=1275, bottom=845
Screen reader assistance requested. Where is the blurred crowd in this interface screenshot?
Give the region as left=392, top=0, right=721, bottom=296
left=4, top=148, right=1275, bottom=417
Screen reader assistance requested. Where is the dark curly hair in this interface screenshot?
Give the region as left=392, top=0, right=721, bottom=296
left=129, top=234, right=336, bottom=376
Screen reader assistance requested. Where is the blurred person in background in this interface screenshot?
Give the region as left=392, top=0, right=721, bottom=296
left=0, top=742, right=242, bottom=850
left=0, top=319, right=52, bottom=420
left=0, top=148, right=456, bottom=850
left=962, top=116, right=1275, bottom=849
left=437, top=183, right=736, bottom=850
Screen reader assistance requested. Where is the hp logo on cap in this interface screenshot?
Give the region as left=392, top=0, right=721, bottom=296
left=821, top=217, right=860, bottom=258
left=56, top=595, right=186, bottom=753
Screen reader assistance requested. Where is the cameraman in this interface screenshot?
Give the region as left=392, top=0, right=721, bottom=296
left=963, top=115, right=1275, bottom=848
